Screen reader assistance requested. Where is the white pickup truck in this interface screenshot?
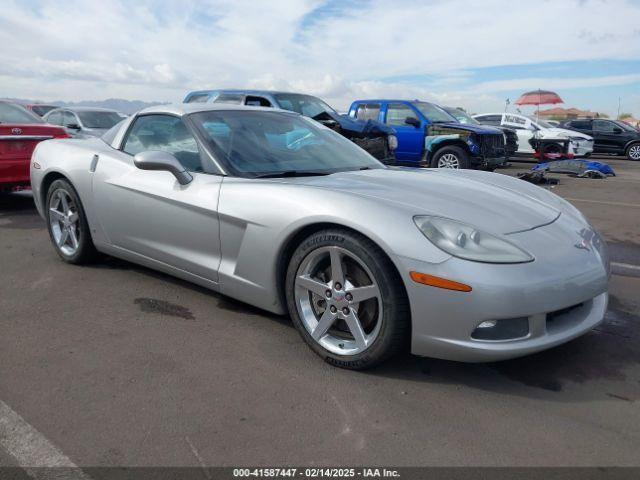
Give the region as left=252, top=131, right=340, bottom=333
left=473, top=112, right=594, bottom=157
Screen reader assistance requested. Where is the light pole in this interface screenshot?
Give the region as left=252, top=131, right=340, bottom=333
left=617, top=97, right=621, bottom=119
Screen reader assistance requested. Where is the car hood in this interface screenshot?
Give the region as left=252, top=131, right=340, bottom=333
left=433, top=122, right=504, bottom=135
left=315, top=110, right=395, bottom=136
left=282, top=168, right=562, bottom=235
left=543, top=127, right=593, bottom=140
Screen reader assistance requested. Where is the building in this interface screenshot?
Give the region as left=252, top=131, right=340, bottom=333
left=538, top=107, right=605, bottom=120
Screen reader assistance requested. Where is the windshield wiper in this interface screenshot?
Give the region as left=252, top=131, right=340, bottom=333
left=253, top=170, right=332, bottom=179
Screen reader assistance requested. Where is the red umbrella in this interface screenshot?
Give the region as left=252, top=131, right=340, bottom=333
left=515, top=90, right=564, bottom=106
left=514, top=90, right=564, bottom=122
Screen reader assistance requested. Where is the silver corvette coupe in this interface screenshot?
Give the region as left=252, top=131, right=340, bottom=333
left=31, top=104, right=609, bottom=369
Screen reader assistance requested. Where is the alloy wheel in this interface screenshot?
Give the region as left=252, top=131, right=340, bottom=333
left=294, top=246, right=382, bottom=356
left=437, top=153, right=460, bottom=169
left=49, top=189, right=81, bottom=256
left=629, top=145, right=640, bottom=160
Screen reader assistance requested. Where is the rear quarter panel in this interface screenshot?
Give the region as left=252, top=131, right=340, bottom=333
left=31, top=137, right=109, bottom=232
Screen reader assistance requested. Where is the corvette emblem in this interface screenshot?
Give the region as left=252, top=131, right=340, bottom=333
left=574, top=239, right=591, bottom=251
left=574, top=229, right=594, bottom=252
left=11, top=127, right=22, bottom=135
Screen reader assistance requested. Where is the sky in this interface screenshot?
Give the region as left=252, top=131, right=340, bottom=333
left=1, top=0, right=640, bottom=117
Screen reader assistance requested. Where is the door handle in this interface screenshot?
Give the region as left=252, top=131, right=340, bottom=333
left=90, top=154, right=99, bottom=172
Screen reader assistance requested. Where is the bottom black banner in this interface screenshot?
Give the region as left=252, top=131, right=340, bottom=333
left=1, top=467, right=640, bottom=480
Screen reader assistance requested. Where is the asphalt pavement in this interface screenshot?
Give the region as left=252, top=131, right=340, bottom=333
left=1, top=157, right=639, bottom=471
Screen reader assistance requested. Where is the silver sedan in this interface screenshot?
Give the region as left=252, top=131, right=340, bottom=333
left=30, top=104, right=609, bottom=369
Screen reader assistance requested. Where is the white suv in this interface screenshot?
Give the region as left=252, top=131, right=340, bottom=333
left=474, top=112, right=594, bottom=157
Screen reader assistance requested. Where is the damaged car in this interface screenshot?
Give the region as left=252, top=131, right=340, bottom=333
left=442, top=106, right=518, bottom=161
left=348, top=100, right=507, bottom=170
left=474, top=112, right=594, bottom=158
left=184, top=90, right=397, bottom=164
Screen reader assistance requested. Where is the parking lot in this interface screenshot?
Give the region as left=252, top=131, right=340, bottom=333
left=1, top=157, right=639, bottom=468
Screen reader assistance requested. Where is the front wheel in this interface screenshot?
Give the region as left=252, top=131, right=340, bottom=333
left=285, top=229, right=410, bottom=369
left=45, top=179, right=98, bottom=264
left=627, top=143, right=640, bottom=161
left=430, top=146, right=471, bottom=169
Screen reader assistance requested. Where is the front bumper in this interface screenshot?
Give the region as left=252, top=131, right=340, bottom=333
left=570, top=138, right=594, bottom=157
left=395, top=220, right=609, bottom=362
left=472, top=155, right=507, bottom=168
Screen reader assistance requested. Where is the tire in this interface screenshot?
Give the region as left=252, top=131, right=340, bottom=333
left=45, top=178, right=98, bottom=264
left=626, top=143, right=640, bottom=161
left=285, top=228, right=410, bottom=370
left=430, top=146, right=471, bottom=169
left=542, top=143, right=563, bottom=155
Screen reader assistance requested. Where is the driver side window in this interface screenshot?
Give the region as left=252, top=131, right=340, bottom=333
left=64, top=111, right=78, bottom=127
left=386, top=104, right=418, bottom=126
left=122, top=115, right=203, bottom=172
left=593, top=120, right=615, bottom=133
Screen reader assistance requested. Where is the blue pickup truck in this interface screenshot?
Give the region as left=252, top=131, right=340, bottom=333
left=348, top=100, right=507, bottom=169
left=184, top=90, right=398, bottom=164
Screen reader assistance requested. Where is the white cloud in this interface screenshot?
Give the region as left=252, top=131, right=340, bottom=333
left=470, top=74, right=640, bottom=93
left=1, top=0, right=639, bottom=115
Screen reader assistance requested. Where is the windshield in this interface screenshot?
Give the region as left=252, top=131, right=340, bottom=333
left=190, top=110, right=384, bottom=177
left=614, top=120, right=638, bottom=132
left=413, top=102, right=457, bottom=123
left=0, top=102, right=44, bottom=124
left=31, top=105, right=57, bottom=116
left=77, top=111, right=122, bottom=129
left=443, top=107, right=479, bottom=125
left=273, top=94, right=337, bottom=118
left=526, top=116, right=553, bottom=129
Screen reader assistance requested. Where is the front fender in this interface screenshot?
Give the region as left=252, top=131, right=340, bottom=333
left=216, top=177, right=450, bottom=313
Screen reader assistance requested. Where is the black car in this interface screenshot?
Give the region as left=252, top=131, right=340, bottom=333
left=442, top=106, right=518, bottom=161
left=561, top=118, right=640, bottom=161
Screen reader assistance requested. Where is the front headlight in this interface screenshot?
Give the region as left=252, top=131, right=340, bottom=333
left=414, top=216, right=534, bottom=264
left=388, top=134, right=398, bottom=151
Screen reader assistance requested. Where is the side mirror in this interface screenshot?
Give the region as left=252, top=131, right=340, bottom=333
left=66, top=123, right=81, bottom=130
left=405, top=117, right=420, bottom=128
left=133, top=151, right=193, bottom=185
left=612, top=127, right=623, bottom=134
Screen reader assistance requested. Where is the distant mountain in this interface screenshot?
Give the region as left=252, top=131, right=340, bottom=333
left=3, top=97, right=167, bottom=115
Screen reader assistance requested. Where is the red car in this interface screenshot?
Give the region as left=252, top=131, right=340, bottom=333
left=0, top=101, right=69, bottom=192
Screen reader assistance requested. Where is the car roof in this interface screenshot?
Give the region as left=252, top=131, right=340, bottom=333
left=138, top=103, right=296, bottom=116
left=51, top=106, right=119, bottom=113
left=187, top=89, right=315, bottom=97
left=351, top=99, right=430, bottom=104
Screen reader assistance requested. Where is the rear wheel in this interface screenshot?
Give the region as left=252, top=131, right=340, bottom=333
left=627, top=143, right=640, bottom=161
left=285, top=229, right=410, bottom=369
left=430, top=146, right=471, bottom=169
left=45, top=179, right=98, bottom=264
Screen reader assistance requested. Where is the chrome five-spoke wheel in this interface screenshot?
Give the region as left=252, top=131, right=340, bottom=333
left=294, top=246, right=382, bottom=356
left=49, top=188, right=80, bottom=256
left=437, top=153, right=460, bottom=169
left=286, top=229, right=410, bottom=369
left=46, top=178, right=97, bottom=264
